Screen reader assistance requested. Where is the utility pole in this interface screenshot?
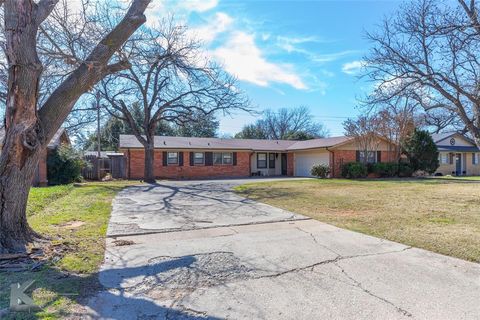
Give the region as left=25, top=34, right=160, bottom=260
left=96, top=91, right=101, bottom=180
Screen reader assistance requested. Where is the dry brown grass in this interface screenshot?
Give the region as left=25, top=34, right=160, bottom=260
left=235, top=178, right=480, bottom=262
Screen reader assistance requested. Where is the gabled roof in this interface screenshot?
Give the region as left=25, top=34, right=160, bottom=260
left=431, top=132, right=476, bottom=145
left=119, top=134, right=356, bottom=152
left=287, top=136, right=352, bottom=150
left=0, top=127, right=69, bottom=149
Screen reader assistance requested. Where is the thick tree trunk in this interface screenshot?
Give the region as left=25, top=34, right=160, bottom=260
left=0, top=150, right=41, bottom=252
left=0, top=0, right=48, bottom=253
left=0, top=0, right=150, bottom=253
left=144, top=141, right=156, bottom=184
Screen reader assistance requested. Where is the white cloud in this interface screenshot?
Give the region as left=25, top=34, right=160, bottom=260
left=178, top=0, right=219, bottom=12
left=190, top=12, right=233, bottom=44
left=276, top=35, right=317, bottom=52
left=212, top=32, right=307, bottom=90
left=145, top=0, right=219, bottom=27
left=342, top=60, right=365, bottom=75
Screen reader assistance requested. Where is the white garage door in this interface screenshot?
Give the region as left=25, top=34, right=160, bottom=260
left=294, top=151, right=330, bottom=177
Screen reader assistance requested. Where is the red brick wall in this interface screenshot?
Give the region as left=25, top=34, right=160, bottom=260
left=122, top=149, right=251, bottom=179
left=287, top=153, right=294, bottom=176
left=330, top=150, right=399, bottom=178
left=331, top=150, right=357, bottom=178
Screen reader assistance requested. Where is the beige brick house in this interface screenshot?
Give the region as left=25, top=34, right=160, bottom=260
left=433, top=133, right=480, bottom=176
left=119, top=135, right=396, bottom=179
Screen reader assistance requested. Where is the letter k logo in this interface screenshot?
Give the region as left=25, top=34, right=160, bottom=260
left=10, top=280, right=40, bottom=312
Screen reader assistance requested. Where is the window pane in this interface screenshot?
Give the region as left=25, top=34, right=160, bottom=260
left=194, top=152, right=204, bottom=164
left=257, top=153, right=267, bottom=168
left=367, top=152, right=376, bottom=163
left=167, top=152, right=178, bottom=164
left=213, top=152, right=222, bottom=164
left=223, top=153, right=232, bottom=164
left=269, top=153, right=276, bottom=168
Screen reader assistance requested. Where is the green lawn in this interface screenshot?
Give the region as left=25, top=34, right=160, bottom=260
left=0, top=181, right=138, bottom=319
left=235, top=178, right=480, bottom=263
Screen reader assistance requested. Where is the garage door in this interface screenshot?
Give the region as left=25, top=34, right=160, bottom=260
left=294, top=151, right=330, bottom=177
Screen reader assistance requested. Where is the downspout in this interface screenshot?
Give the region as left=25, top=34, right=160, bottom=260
left=127, top=148, right=131, bottom=179
left=326, top=147, right=334, bottom=178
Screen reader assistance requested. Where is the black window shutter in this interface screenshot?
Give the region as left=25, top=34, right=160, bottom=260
left=356, top=150, right=360, bottom=162
left=377, top=151, right=381, bottom=163
left=162, top=151, right=167, bottom=166
left=179, top=152, right=184, bottom=166
left=233, top=152, right=237, bottom=166
left=472, top=153, right=475, bottom=165
left=190, top=152, right=194, bottom=166
left=205, top=152, right=213, bottom=166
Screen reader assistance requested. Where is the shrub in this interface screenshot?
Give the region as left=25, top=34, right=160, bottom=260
left=311, top=164, right=330, bottom=178
left=398, top=162, right=414, bottom=177
left=47, top=145, right=86, bottom=185
left=341, top=162, right=368, bottom=179
left=371, top=162, right=398, bottom=177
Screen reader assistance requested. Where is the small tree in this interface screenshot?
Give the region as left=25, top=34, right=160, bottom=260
left=343, top=115, right=380, bottom=164
left=403, top=129, right=439, bottom=174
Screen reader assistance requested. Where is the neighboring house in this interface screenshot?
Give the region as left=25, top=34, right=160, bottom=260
left=0, top=128, right=70, bottom=186
left=433, top=132, right=480, bottom=176
left=119, top=134, right=396, bottom=179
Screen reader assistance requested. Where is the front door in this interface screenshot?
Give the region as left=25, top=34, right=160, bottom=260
left=281, top=153, right=287, bottom=175
left=455, top=153, right=462, bottom=175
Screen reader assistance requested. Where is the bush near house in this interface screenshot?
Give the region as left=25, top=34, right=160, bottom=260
left=47, top=145, right=86, bottom=185
left=341, top=162, right=368, bottom=178
left=311, top=164, right=330, bottom=178
left=371, top=162, right=398, bottom=177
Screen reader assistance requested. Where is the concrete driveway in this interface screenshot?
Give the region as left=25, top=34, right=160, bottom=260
left=86, top=179, right=480, bottom=320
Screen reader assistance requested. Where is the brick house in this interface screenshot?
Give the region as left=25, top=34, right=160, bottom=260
left=0, top=128, right=70, bottom=186
left=119, top=135, right=396, bottom=179
left=433, top=132, right=480, bottom=176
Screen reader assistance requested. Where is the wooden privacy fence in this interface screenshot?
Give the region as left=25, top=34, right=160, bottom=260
left=82, top=155, right=126, bottom=180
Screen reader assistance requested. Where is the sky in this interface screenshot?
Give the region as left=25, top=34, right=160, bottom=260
left=150, top=0, right=404, bottom=137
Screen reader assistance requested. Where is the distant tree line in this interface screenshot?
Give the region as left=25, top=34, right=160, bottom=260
left=235, top=106, right=329, bottom=140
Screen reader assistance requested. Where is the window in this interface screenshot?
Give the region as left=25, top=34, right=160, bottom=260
left=269, top=153, right=276, bottom=168
left=440, top=153, right=448, bottom=165
left=213, top=152, right=233, bottom=165
left=473, top=153, right=479, bottom=165
left=167, top=152, right=178, bottom=164
left=359, top=151, right=376, bottom=164
left=222, top=152, right=232, bottom=164
left=213, top=152, right=223, bottom=165
left=194, top=152, right=204, bottom=165
left=257, top=153, right=267, bottom=168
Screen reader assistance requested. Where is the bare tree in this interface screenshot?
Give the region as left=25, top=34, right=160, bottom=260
left=100, top=21, right=248, bottom=183
left=0, top=0, right=150, bottom=253
left=364, top=0, right=480, bottom=147
left=368, top=95, right=418, bottom=161
left=236, top=106, right=328, bottom=140
left=343, top=115, right=381, bottom=164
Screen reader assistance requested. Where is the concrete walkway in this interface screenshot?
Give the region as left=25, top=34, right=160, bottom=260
left=86, top=179, right=480, bottom=319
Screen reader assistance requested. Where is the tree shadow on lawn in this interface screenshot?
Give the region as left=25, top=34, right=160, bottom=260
left=0, top=255, right=221, bottom=319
